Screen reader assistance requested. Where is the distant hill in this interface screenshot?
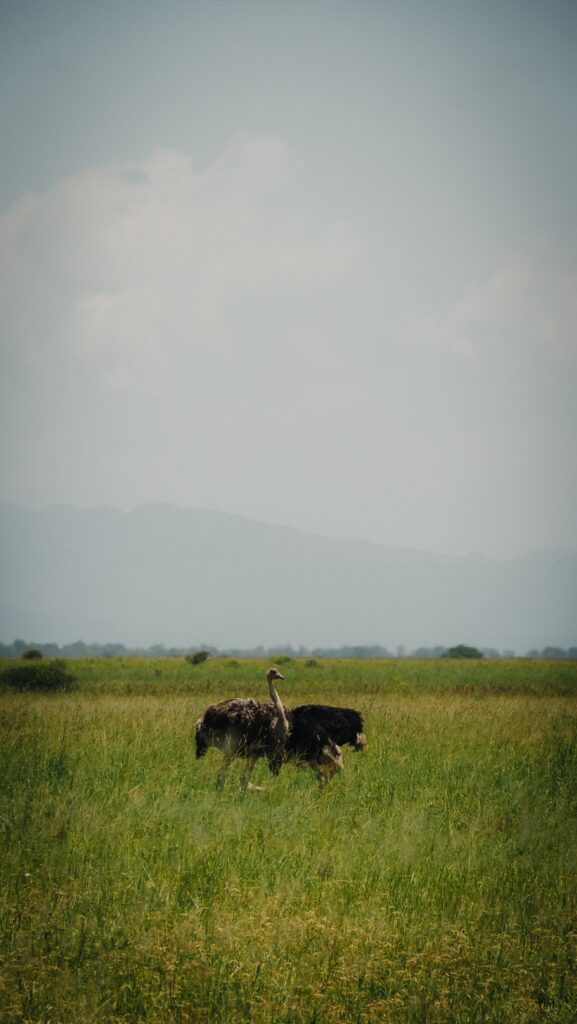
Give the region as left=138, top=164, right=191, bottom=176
left=0, top=502, right=575, bottom=651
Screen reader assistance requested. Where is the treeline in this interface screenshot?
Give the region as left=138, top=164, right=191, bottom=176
left=1, top=639, right=576, bottom=660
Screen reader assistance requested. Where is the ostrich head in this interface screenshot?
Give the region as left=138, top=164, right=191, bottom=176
left=267, top=667, right=284, bottom=683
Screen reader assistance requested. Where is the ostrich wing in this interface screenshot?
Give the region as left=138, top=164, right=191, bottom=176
left=291, top=704, right=366, bottom=749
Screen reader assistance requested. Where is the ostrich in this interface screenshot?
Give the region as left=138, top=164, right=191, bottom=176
left=195, top=667, right=344, bottom=789
left=195, top=667, right=290, bottom=789
left=267, top=703, right=366, bottom=780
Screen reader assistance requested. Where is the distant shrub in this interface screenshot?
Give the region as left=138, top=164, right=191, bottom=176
left=185, top=650, right=210, bottom=666
left=271, top=655, right=294, bottom=665
left=225, top=659, right=240, bottom=669
left=22, top=649, right=43, bottom=660
left=442, top=644, right=484, bottom=660
left=1, top=659, right=76, bottom=692
left=305, top=658, right=319, bottom=668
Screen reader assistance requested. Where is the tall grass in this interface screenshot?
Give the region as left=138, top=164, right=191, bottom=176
left=1, top=658, right=576, bottom=1022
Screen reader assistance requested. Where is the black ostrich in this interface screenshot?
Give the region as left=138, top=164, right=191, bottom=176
left=267, top=703, right=366, bottom=779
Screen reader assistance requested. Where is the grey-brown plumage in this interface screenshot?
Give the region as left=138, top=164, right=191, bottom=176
left=195, top=667, right=290, bottom=789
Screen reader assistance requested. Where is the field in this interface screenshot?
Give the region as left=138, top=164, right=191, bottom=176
left=1, top=657, right=576, bottom=1023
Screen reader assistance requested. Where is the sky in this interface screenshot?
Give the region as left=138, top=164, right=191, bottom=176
left=1, top=0, right=576, bottom=558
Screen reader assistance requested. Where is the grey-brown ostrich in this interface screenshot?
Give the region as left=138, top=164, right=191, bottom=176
left=195, top=667, right=344, bottom=789
left=195, top=667, right=290, bottom=789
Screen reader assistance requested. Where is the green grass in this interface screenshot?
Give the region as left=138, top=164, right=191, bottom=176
left=1, top=658, right=576, bottom=1022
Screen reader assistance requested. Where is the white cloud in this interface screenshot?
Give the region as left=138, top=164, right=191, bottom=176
left=0, top=136, right=360, bottom=395
left=414, top=245, right=577, bottom=368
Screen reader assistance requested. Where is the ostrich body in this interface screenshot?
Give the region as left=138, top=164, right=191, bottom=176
left=267, top=710, right=344, bottom=785
left=195, top=667, right=289, bottom=789
left=267, top=704, right=365, bottom=781
left=291, top=704, right=366, bottom=751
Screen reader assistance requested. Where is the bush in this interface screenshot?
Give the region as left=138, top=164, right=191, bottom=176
left=22, top=649, right=43, bottom=660
left=185, top=650, right=210, bottom=666
left=442, top=644, right=484, bottom=660
left=0, top=659, right=76, bottom=692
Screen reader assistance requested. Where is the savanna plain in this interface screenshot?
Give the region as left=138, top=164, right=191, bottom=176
left=1, top=657, right=576, bottom=1023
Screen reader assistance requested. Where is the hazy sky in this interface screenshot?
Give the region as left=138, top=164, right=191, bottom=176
left=1, top=0, right=576, bottom=557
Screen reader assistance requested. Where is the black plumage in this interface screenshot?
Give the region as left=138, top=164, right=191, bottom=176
left=290, top=704, right=366, bottom=751
left=266, top=704, right=365, bottom=780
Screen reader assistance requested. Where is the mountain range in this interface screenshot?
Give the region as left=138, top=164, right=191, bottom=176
left=0, top=502, right=575, bottom=652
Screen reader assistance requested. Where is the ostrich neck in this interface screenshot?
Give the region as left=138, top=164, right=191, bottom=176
left=268, top=680, right=290, bottom=738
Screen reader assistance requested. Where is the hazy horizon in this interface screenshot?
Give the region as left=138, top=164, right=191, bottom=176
left=2, top=498, right=577, bottom=561
left=2, top=502, right=575, bottom=650
left=1, top=1, right=576, bottom=560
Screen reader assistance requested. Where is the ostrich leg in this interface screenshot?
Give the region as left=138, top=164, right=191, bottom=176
left=216, top=752, right=235, bottom=789
left=315, top=743, right=344, bottom=787
left=240, top=755, right=266, bottom=791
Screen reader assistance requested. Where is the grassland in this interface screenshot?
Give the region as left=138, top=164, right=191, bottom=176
left=1, top=657, right=576, bottom=1023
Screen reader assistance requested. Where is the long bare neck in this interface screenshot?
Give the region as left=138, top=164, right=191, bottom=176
left=268, top=677, right=290, bottom=738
